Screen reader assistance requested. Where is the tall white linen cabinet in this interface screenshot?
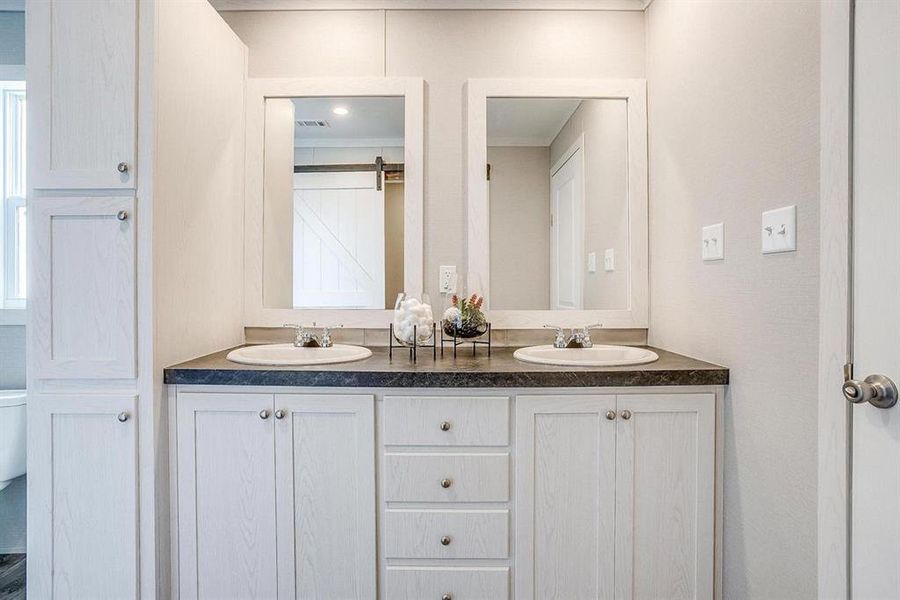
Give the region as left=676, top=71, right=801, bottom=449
left=25, top=1, right=248, bottom=597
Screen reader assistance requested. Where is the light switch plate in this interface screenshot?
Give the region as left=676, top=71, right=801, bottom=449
left=604, top=248, right=615, bottom=271
left=439, top=265, right=457, bottom=294
left=762, top=205, right=796, bottom=254
left=702, top=223, right=724, bottom=261
left=587, top=252, right=597, bottom=273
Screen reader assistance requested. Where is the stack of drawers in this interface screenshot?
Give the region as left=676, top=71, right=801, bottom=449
left=382, top=396, right=512, bottom=599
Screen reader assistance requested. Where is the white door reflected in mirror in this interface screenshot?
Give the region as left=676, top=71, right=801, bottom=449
left=487, top=97, right=629, bottom=311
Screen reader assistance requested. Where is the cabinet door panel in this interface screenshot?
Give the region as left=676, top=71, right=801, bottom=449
left=177, top=393, right=277, bottom=600
left=29, top=395, right=138, bottom=599
left=32, top=197, right=136, bottom=379
left=29, top=0, right=136, bottom=188
left=275, top=394, right=376, bottom=600
left=615, top=394, right=715, bottom=600
left=515, top=395, right=617, bottom=600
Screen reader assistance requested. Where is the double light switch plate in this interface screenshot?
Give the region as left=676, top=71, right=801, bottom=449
left=761, top=205, right=797, bottom=254
left=702, top=223, right=724, bottom=261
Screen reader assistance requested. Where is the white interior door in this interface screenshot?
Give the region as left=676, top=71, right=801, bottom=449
left=293, top=171, right=385, bottom=309
left=850, top=2, right=900, bottom=598
left=550, top=147, right=584, bottom=310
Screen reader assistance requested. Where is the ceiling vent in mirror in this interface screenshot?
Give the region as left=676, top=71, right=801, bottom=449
left=296, top=119, right=330, bottom=128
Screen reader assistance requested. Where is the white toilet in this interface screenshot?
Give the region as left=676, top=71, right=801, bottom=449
left=0, top=389, right=26, bottom=492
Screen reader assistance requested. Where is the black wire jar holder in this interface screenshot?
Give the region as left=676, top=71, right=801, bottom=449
left=440, top=319, right=492, bottom=358
left=388, top=322, right=436, bottom=363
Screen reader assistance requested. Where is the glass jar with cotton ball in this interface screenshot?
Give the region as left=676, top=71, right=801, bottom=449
left=390, top=292, right=436, bottom=361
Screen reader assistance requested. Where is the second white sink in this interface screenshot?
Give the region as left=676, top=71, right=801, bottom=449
left=513, top=345, right=659, bottom=367
left=226, top=343, right=372, bottom=366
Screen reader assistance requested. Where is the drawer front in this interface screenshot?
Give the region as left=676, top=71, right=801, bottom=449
left=384, top=396, right=509, bottom=446
left=384, top=510, right=509, bottom=559
left=384, top=453, right=510, bottom=502
left=385, top=567, right=510, bottom=600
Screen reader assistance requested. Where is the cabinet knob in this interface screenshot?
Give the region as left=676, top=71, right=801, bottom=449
left=442, top=594, right=452, bottom=600
left=621, top=410, right=632, bottom=420
left=274, top=410, right=286, bottom=419
left=117, top=411, right=129, bottom=423
left=440, top=535, right=452, bottom=546
left=116, top=210, right=129, bottom=221
left=117, top=162, right=129, bottom=173
left=439, top=420, right=452, bottom=432
left=440, top=478, right=452, bottom=489
left=605, top=410, right=616, bottom=420
left=259, top=409, right=270, bottom=420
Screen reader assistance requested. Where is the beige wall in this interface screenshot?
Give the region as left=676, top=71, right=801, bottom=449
left=488, top=146, right=551, bottom=309
left=384, top=182, right=405, bottom=308
left=551, top=98, right=629, bottom=309
left=263, top=99, right=295, bottom=307
left=645, top=1, right=820, bottom=597
left=222, top=8, right=646, bottom=303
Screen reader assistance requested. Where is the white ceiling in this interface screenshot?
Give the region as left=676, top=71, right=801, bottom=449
left=291, top=96, right=405, bottom=146
left=487, top=97, right=582, bottom=147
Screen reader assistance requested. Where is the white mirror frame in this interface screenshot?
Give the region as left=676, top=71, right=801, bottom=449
left=244, top=77, right=424, bottom=328
left=465, top=78, right=648, bottom=328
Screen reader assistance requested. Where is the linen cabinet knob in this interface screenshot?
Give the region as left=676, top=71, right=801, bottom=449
left=442, top=594, right=452, bottom=600
left=440, top=535, right=451, bottom=546
left=439, top=421, right=451, bottom=431
left=116, top=210, right=128, bottom=221
left=274, top=410, right=285, bottom=419
left=117, top=161, right=129, bottom=173
left=117, top=412, right=129, bottom=423
left=259, top=409, right=270, bottom=420
left=621, top=410, right=632, bottom=420
left=606, top=410, right=616, bottom=420
left=440, top=478, right=452, bottom=489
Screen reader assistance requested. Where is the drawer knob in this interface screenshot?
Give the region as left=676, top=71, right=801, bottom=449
left=439, top=420, right=452, bottom=431
left=117, top=411, right=129, bottom=423
left=440, top=535, right=452, bottom=546
left=442, top=595, right=452, bottom=600
left=117, top=161, right=129, bottom=173
left=621, top=410, right=632, bottom=420
left=440, top=478, right=452, bottom=489
left=116, top=210, right=129, bottom=221
left=605, top=410, right=616, bottom=420
left=259, top=409, right=270, bottom=420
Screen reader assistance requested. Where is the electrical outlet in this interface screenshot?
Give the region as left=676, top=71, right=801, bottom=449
left=604, top=248, right=615, bottom=272
left=587, top=252, right=597, bottom=273
left=439, top=265, right=457, bottom=294
left=762, top=205, right=796, bottom=254
left=702, top=223, right=724, bottom=261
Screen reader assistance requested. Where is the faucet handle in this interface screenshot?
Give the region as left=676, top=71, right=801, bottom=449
left=319, top=324, right=343, bottom=347
left=544, top=324, right=567, bottom=348
left=573, top=323, right=602, bottom=347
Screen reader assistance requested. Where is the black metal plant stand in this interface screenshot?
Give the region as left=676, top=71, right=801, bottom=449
left=440, top=320, right=492, bottom=358
left=389, top=322, right=436, bottom=363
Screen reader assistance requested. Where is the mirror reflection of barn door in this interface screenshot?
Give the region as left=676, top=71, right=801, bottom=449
left=292, top=171, right=385, bottom=309
left=550, top=142, right=585, bottom=310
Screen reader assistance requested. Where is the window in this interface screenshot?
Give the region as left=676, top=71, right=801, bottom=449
left=1, top=81, right=25, bottom=311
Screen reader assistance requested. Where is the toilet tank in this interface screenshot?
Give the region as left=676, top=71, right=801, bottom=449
left=0, top=390, right=26, bottom=490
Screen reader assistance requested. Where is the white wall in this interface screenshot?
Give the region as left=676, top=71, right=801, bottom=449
left=221, top=8, right=646, bottom=303
left=645, top=1, right=820, bottom=597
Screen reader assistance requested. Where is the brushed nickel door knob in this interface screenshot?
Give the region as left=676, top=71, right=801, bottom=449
left=606, top=410, right=616, bottom=420
left=843, top=374, right=898, bottom=409
left=117, top=412, right=129, bottom=422
left=259, top=409, right=270, bottom=420
left=440, top=535, right=451, bottom=546
left=440, top=478, right=452, bottom=488
left=117, top=162, right=129, bottom=173
left=621, top=410, right=632, bottom=420
left=439, top=421, right=452, bottom=431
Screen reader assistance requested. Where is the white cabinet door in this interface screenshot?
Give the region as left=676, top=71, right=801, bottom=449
left=274, top=394, right=376, bottom=600
left=31, top=196, right=136, bottom=379
left=28, top=0, right=136, bottom=189
left=28, top=395, right=138, bottom=599
left=176, top=393, right=278, bottom=600
left=515, top=395, right=617, bottom=600
left=615, top=394, right=716, bottom=600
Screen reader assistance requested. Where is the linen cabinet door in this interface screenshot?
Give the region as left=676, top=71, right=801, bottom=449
left=29, top=395, right=138, bottom=599
left=28, top=0, right=136, bottom=189
left=31, top=197, right=136, bottom=379
left=615, top=394, right=716, bottom=600
left=176, top=393, right=278, bottom=600
left=274, top=394, right=376, bottom=600
left=515, top=395, right=617, bottom=600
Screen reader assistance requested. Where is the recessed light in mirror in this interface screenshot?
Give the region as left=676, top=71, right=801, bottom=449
left=332, top=106, right=349, bottom=116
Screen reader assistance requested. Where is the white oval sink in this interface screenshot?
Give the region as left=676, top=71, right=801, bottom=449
left=226, top=343, right=372, bottom=366
left=513, top=344, right=659, bottom=367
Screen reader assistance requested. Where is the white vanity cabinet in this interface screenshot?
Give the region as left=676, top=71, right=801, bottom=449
left=170, top=387, right=722, bottom=600
left=174, top=392, right=376, bottom=600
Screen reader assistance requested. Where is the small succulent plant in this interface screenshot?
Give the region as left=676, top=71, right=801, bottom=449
left=443, top=293, right=487, bottom=338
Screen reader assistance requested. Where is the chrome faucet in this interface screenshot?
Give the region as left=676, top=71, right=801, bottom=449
left=282, top=323, right=342, bottom=348
left=543, top=324, right=603, bottom=349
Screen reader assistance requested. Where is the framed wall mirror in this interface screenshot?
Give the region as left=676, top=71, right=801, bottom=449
left=466, top=79, right=648, bottom=328
left=245, top=78, right=424, bottom=328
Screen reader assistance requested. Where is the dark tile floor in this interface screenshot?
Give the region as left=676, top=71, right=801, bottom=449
left=0, top=554, right=24, bottom=600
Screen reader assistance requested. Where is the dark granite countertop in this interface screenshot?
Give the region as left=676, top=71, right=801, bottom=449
left=164, top=346, right=728, bottom=388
